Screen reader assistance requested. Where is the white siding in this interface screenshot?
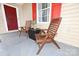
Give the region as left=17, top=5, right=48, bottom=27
left=17, top=3, right=32, bottom=27
left=22, top=3, right=32, bottom=20
left=55, top=3, right=79, bottom=47
left=0, top=4, right=6, bottom=33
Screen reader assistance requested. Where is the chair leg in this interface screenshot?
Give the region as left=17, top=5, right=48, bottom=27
left=52, top=40, right=60, bottom=49
left=37, top=43, right=40, bottom=48
left=19, top=30, right=22, bottom=37
left=36, top=41, right=46, bottom=55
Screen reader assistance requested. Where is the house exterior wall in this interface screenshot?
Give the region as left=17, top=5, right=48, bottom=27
left=0, top=4, right=6, bottom=33
left=0, top=3, right=79, bottom=47
left=55, top=3, right=79, bottom=47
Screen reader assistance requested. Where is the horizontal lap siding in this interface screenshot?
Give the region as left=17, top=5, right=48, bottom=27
left=56, top=3, right=79, bottom=47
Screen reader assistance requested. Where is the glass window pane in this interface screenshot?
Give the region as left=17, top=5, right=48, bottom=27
left=47, top=3, right=50, bottom=7
left=42, top=9, right=47, bottom=16
left=38, top=10, right=42, bottom=17
left=38, top=17, right=42, bottom=22
left=38, top=3, right=50, bottom=23
left=38, top=3, right=42, bottom=10
left=47, top=8, right=50, bottom=16
left=42, top=16, right=47, bottom=22
left=47, top=15, right=49, bottom=22
left=42, top=3, right=48, bottom=9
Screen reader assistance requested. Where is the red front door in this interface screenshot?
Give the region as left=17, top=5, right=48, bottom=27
left=4, top=5, right=18, bottom=31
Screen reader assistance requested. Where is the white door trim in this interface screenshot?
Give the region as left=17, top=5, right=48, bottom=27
left=1, top=4, right=8, bottom=32
left=1, top=3, right=20, bottom=33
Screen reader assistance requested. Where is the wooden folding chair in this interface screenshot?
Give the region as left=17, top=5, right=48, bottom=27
left=35, top=17, right=62, bottom=54
left=18, top=20, right=32, bottom=37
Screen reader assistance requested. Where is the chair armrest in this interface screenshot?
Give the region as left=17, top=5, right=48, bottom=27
left=18, top=26, right=29, bottom=32
left=19, top=26, right=25, bottom=30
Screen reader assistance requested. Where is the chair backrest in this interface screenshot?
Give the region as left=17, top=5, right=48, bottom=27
left=25, top=20, right=32, bottom=30
left=47, top=17, right=62, bottom=38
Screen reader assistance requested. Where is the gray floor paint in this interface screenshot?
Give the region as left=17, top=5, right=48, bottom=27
left=0, top=32, right=79, bottom=56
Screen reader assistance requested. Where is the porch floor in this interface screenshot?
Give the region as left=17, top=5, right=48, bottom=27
left=0, top=32, right=79, bottom=56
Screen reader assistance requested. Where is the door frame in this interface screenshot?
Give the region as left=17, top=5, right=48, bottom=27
left=1, top=3, right=20, bottom=33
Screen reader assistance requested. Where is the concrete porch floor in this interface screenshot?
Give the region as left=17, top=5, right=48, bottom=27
left=0, top=32, right=79, bottom=56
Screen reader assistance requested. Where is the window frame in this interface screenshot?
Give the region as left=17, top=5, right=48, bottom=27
left=37, top=3, right=51, bottom=24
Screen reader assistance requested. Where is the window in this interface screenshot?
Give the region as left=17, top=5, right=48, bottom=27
left=37, top=3, right=51, bottom=23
